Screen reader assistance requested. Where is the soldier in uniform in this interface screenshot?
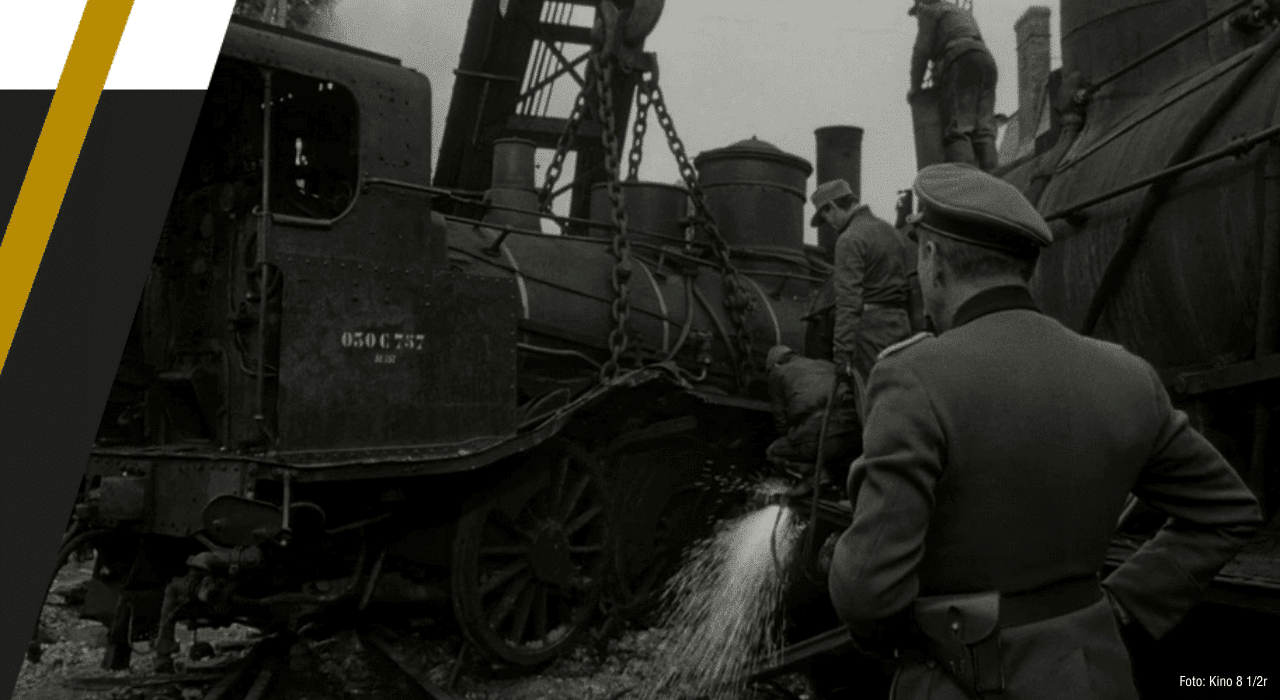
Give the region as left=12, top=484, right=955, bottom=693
left=764, top=345, right=862, bottom=486
left=909, top=0, right=1000, bottom=172
left=810, top=179, right=913, bottom=384
left=826, top=163, right=1262, bottom=699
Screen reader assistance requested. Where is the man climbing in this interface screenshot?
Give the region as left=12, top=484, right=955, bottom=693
left=810, top=179, right=912, bottom=384
left=909, top=0, right=1000, bottom=172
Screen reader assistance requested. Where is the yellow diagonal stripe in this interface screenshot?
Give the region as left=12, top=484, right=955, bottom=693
left=0, top=0, right=136, bottom=375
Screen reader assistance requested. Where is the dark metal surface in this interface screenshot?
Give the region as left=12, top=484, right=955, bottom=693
left=814, top=126, right=864, bottom=198
left=447, top=217, right=813, bottom=394
left=693, top=138, right=814, bottom=253
left=1028, top=40, right=1280, bottom=371
left=587, top=180, right=689, bottom=246
left=152, top=461, right=248, bottom=538
left=277, top=263, right=519, bottom=452
left=1060, top=0, right=1257, bottom=127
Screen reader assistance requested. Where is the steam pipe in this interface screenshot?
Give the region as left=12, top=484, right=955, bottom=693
left=1045, top=122, right=1280, bottom=220
left=1081, top=24, right=1280, bottom=336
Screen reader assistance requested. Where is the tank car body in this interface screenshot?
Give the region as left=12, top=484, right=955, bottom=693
left=996, top=0, right=1280, bottom=611
left=66, top=15, right=825, bottom=670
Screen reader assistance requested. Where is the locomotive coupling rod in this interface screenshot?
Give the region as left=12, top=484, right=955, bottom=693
left=1046, top=123, right=1280, bottom=222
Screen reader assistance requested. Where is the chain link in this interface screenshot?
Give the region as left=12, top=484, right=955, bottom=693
left=645, top=74, right=756, bottom=388
left=538, top=91, right=588, bottom=214
left=592, top=50, right=633, bottom=383
left=625, top=81, right=651, bottom=182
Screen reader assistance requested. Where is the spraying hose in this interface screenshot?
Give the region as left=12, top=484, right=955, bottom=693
left=801, top=379, right=840, bottom=584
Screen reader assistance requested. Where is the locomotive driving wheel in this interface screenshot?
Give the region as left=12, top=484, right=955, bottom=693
left=451, top=440, right=610, bottom=666
left=614, top=483, right=706, bottom=613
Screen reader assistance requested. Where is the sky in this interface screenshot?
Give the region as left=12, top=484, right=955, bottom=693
left=319, top=0, right=1062, bottom=242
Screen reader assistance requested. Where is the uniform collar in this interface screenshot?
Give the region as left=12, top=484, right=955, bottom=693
left=950, top=285, right=1040, bottom=329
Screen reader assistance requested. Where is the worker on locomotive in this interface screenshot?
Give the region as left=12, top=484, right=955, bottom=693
left=908, top=0, right=1000, bottom=172
left=824, top=163, right=1263, bottom=699
left=768, top=177, right=912, bottom=485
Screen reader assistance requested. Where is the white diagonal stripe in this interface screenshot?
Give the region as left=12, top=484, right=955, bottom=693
left=0, top=0, right=91, bottom=90
left=104, top=0, right=237, bottom=90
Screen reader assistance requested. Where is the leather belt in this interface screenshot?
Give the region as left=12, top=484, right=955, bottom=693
left=998, top=576, right=1103, bottom=628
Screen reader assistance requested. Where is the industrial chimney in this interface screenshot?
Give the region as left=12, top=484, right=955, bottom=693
left=813, top=126, right=864, bottom=254
left=1015, top=7, right=1052, bottom=156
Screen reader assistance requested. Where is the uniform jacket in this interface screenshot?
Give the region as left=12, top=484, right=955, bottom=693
left=832, top=207, right=909, bottom=368
left=827, top=285, right=1262, bottom=698
left=911, top=3, right=990, bottom=89
left=767, top=355, right=838, bottom=433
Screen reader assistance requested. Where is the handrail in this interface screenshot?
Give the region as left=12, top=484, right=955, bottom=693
left=1045, top=123, right=1280, bottom=221
left=1081, top=0, right=1254, bottom=99
left=364, top=176, right=714, bottom=251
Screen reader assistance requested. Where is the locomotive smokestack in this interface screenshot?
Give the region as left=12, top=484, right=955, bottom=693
left=814, top=126, right=863, bottom=254
left=490, top=138, right=538, bottom=190
left=1015, top=7, right=1052, bottom=150
left=484, top=138, right=542, bottom=232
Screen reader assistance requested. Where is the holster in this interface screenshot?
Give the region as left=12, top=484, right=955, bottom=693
left=913, top=591, right=1005, bottom=697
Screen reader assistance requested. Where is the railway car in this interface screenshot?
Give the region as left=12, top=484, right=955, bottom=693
left=59, top=10, right=836, bottom=672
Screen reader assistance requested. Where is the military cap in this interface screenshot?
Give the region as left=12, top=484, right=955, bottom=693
left=810, top=179, right=856, bottom=227
left=907, top=163, right=1052, bottom=254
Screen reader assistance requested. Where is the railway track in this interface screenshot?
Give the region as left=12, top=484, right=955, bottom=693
left=166, top=626, right=467, bottom=700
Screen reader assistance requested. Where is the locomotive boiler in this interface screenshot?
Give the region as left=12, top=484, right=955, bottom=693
left=58, top=11, right=837, bottom=673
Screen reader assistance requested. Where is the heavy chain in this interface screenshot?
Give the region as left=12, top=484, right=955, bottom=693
left=626, top=80, right=651, bottom=181
left=646, top=74, right=756, bottom=388
left=538, top=91, right=587, bottom=213
left=592, top=50, right=633, bottom=382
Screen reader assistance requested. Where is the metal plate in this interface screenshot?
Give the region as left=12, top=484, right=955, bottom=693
left=151, top=461, right=247, bottom=537
left=278, top=263, right=519, bottom=452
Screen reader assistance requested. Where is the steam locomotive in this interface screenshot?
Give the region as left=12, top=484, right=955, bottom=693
left=61, top=10, right=850, bottom=672
left=54, top=0, right=1280, bottom=692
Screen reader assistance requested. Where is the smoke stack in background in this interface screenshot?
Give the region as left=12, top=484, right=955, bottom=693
left=1015, top=7, right=1052, bottom=150
left=813, top=126, right=864, bottom=254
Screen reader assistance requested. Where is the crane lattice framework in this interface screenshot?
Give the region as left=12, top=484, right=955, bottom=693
left=434, top=0, right=643, bottom=225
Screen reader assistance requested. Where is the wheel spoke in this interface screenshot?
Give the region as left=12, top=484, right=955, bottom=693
left=553, top=455, right=570, bottom=505
left=509, top=582, right=538, bottom=644
left=479, top=559, right=529, bottom=597
left=490, top=512, right=537, bottom=542
left=560, top=474, right=590, bottom=522
left=488, top=573, right=532, bottom=630
left=565, top=505, right=602, bottom=536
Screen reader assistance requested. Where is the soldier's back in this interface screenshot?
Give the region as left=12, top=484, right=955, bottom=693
left=888, top=306, right=1160, bottom=595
